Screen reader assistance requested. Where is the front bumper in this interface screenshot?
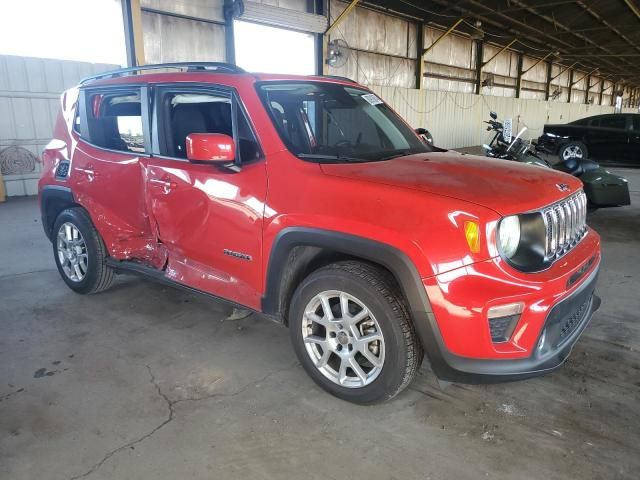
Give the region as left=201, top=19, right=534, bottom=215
left=428, top=264, right=600, bottom=383
left=412, top=229, right=601, bottom=383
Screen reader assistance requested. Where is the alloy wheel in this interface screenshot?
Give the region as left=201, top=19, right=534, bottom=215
left=56, top=222, right=88, bottom=282
left=301, top=290, right=385, bottom=388
left=563, top=145, right=584, bottom=160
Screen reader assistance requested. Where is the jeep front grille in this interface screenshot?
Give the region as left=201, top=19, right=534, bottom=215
left=542, top=191, right=588, bottom=260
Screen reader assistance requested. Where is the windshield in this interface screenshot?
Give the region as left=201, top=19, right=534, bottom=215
left=257, top=81, right=430, bottom=162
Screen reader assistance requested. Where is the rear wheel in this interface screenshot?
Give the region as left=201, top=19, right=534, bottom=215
left=52, top=207, right=114, bottom=294
left=288, top=261, right=423, bottom=404
left=559, top=141, right=588, bottom=163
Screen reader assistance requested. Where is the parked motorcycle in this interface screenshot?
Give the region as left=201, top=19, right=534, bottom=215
left=482, top=112, right=630, bottom=208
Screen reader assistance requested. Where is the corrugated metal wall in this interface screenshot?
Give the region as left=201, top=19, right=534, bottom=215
left=371, top=85, right=634, bottom=150
left=0, top=55, right=118, bottom=197
left=141, top=0, right=226, bottom=63
left=326, top=0, right=416, bottom=88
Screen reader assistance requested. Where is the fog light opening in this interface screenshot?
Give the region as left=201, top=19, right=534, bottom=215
left=487, top=303, right=524, bottom=343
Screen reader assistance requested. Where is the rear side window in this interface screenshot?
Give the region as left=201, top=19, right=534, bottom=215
left=79, top=89, right=146, bottom=153
left=598, top=115, right=626, bottom=130
left=155, top=88, right=261, bottom=163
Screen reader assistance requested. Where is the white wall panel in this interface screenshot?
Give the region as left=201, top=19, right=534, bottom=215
left=0, top=55, right=118, bottom=197
left=141, top=0, right=225, bottom=23
left=142, top=12, right=226, bottom=64
left=371, top=85, right=621, bottom=150
left=327, top=0, right=415, bottom=87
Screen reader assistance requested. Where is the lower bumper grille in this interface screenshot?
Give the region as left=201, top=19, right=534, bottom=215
left=559, top=297, right=590, bottom=342
left=535, top=266, right=598, bottom=358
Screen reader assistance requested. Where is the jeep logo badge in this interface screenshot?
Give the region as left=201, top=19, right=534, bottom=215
left=556, top=183, right=570, bottom=192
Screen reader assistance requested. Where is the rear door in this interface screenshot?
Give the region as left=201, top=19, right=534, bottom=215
left=73, top=86, right=160, bottom=264
left=145, top=84, right=267, bottom=309
left=586, top=114, right=629, bottom=161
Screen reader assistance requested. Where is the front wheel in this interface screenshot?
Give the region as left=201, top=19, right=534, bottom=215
left=288, top=261, right=423, bottom=404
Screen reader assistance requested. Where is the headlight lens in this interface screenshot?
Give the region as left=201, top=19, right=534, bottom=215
left=498, top=216, right=521, bottom=258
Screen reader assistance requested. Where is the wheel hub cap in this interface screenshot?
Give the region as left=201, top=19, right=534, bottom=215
left=56, top=222, right=88, bottom=282
left=301, top=290, right=385, bottom=389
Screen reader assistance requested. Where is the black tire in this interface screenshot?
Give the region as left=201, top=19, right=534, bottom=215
left=52, top=207, right=114, bottom=294
left=558, top=141, right=588, bottom=163
left=288, top=261, right=423, bottom=404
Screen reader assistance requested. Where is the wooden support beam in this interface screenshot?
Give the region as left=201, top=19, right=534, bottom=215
left=314, top=0, right=324, bottom=75
left=599, top=77, right=605, bottom=105
left=544, top=60, right=552, bottom=100
left=121, top=0, right=145, bottom=66
left=474, top=39, right=484, bottom=95
left=521, top=52, right=553, bottom=76
left=482, top=38, right=517, bottom=67
left=550, top=62, right=577, bottom=81
left=585, top=75, right=591, bottom=104
left=611, top=83, right=617, bottom=106
left=568, top=69, right=574, bottom=103
left=416, top=22, right=425, bottom=89
left=325, top=0, right=360, bottom=35
left=223, top=0, right=236, bottom=64
left=515, top=53, right=523, bottom=98
left=423, top=18, right=463, bottom=56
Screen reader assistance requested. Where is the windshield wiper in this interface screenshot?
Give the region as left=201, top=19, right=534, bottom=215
left=298, top=153, right=368, bottom=163
left=375, top=149, right=414, bottom=161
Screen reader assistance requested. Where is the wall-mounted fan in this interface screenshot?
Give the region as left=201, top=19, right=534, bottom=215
left=551, top=88, right=561, bottom=100
left=482, top=73, right=495, bottom=89
left=326, top=39, right=350, bottom=68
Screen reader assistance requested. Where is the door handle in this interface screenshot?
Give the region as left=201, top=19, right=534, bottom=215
left=150, top=178, right=177, bottom=192
left=75, top=166, right=94, bottom=175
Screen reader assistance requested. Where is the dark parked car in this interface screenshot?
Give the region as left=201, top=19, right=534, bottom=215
left=537, top=113, right=640, bottom=166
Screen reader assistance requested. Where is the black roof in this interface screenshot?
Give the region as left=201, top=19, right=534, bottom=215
left=362, top=0, right=640, bottom=88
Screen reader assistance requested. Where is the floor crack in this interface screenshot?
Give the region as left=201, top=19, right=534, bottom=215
left=68, top=362, right=296, bottom=480
left=69, top=365, right=174, bottom=480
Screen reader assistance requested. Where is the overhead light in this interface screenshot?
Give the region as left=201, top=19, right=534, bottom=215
left=469, top=19, right=484, bottom=41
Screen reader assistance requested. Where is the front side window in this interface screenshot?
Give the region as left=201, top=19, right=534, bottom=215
left=599, top=115, right=626, bottom=130
left=83, top=90, right=145, bottom=153
left=258, top=82, right=429, bottom=162
left=156, top=89, right=261, bottom=163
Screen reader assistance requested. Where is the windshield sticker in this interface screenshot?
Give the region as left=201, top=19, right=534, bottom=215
left=361, top=93, right=383, bottom=106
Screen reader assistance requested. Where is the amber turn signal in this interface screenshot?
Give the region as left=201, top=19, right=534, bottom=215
left=464, top=221, right=481, bottom=253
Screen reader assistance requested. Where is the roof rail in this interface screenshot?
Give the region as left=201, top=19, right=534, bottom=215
left=315, top=75, right=359, bottom=84
left=79, top=62, right=246, bottom=85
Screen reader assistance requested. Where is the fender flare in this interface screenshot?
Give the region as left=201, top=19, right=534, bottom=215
left=40, top=185, right=75, bottom=241
left=261, top=227, right=456, bottom=375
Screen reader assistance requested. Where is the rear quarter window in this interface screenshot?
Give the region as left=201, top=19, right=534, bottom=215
left=78, top=88, right=146, bottom=153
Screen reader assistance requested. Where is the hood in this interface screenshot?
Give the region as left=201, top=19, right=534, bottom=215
left=320, top=151, right=582, bottom=216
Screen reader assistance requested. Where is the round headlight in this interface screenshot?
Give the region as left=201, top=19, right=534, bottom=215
left=498, top=215, right=521, bottom=258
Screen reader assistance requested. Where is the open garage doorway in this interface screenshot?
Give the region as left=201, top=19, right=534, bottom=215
left=233, top=20, right=315, bottom=75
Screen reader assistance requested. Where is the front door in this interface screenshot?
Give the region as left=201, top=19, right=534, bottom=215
left=145, top=85, right=267, bottom=309
left=587, top=114, right=629, bottom=161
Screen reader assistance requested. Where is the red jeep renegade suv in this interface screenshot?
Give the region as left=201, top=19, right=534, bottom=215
left=39, top=63, right=601, bottom=404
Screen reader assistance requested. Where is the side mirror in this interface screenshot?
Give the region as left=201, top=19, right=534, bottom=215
left=186, top=133, right=235, bottom=163
left=415, top=128, right=434, bottom=145
left=490, top=111, right=498, bottom=120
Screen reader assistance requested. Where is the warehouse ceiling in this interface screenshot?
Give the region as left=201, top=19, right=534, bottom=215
left=362, top=0, right=640, bottom=87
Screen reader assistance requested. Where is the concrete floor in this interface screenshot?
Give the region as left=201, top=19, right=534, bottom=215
left=1, top=169, right=639, bottom=480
